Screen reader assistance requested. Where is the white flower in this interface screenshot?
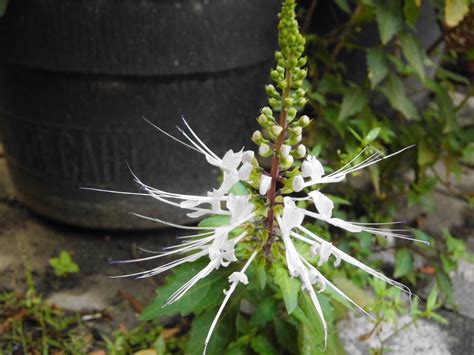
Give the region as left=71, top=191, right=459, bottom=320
left=292, top=175, right=304, bottom=192
left=308, top=190, right=334, bottom=218
left=259, top=174, right=272, bottom=195
left=89, top=116, right=423, bottom=354
left=280, top=144, right=291, bottom=158
left=301, top=155, right=324, bottom=180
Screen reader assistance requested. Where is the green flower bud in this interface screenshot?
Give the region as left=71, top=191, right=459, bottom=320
left=283, top=97, right=293, bottom=108
left=297, top=56, right=307, bottom=66
left=265, top=84, right=279, bottom=98
left=294, top=88, right=305, bottom=98
left=295, top=144, right=306, bottom=158
left=287, top=107, right=297, bottom=122
left=280, top=144, right=291, bottom=158
left=257, top=114, right=269, bottom=126
left=269, top=98, right=281, bottom=109
left=295, top=97, right=307, bottom=108
left=292, top=126, right=302, bottom=136
left=252, top=130, right=263, bottom=144
left=280, top=155, right=294, bottom=169
left=270, top=70, right=281, bottom=82
left=258, top=143, right=272, bottom=157
left=262, top=106, right=273, bottom=117
left=293, top=80, right=303, bottom=88
left=277, top=80, right=287, bottom=90
left=271, top=124, right=283, bottom=137
left=295, top=115, right=310, bottom=127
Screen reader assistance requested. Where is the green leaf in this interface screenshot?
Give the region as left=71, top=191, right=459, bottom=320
left=403, top=0, right=421, bottom=26
left=273, top=264, right=300, bottom=314
left=249, top=297, right=278, bottom=327
left=394, top=249, right=413, bottom=278
left=380, top=73, right=419, bottom=120
left=273, top=319, right=298, bottom=354
left=436, top=269, right=454, bottom=305
left=430, top=312, right=449, bottom=325
left=374, top=0, right=403, bottom=44
left=250, top=335, right=279, bottom=355
left=365, top=127, right=381, bottom=143
left=399, top=33, right=425, bottom=81
left=254, top=257, right=267, bottom=290
left=140, top=260, right=230, bottom=320
left=338, top=86, right=367, bottom=121
left=445, top=0, right=470, bottom=27
left=426, top=286, right=439, bottom=312
left=198, top=215, right=230, bottom=228
left=417, top=139, right=436, bottom=167
left=49, top=251, right=80, bottom=277
left=230, top=181, right=249, bottom=196
left=186, top=307, right=235, bottom=355
left=367, top=48, right=389, bottom=89
left=332, top=277, right=373, bottom=309
left=155, top=333, right=166, bottom=355
left=334, top=0, right=351, bottom=14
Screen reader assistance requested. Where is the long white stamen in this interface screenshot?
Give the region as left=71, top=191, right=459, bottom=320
left=180, top=116, right=221, bottom=161
left=142, top=116, right=202, bottom=153
left=203, top=250, right=258, bottom=354
left=129, top=213, right=216, bottom=230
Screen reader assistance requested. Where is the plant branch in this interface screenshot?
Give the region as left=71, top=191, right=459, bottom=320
left=264, top=65, right=293, bottom=256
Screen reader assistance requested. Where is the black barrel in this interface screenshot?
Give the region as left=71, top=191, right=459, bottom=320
left=0, top=0, right=279, bottom=229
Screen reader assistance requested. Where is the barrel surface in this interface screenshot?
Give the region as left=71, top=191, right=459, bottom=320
left=0, top=0, right=279, bottom=229
left=0, top=0, right=279, bottom=75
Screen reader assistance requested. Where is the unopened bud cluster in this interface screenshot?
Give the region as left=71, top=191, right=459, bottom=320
left=251, top=0, right=311, bottom=177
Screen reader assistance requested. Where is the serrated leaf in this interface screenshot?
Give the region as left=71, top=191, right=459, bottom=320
left=380, top=74, right=419, bottom=120
left=399, top=33, right=425, bottom=81
left=273, top=264, right=300, bottom=314
left=250, top=335, right=278, bottom=355
left=367, top=48, right=389, bottom=89
left=394, top=248, right=413, bottom=278
left=445, top=0, right=470, bottom=27
left=374, top=0, right=403, bottom=44
left=249, top=297, right=278, bottom=327
left=140, top=260, right=230, bottom=320
left=338, top=86, right=367, bottom=121
left=186, top=307, right=235, bottom=355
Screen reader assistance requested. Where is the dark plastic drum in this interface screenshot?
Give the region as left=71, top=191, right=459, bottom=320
left=0, top=0, right=279, bottom=229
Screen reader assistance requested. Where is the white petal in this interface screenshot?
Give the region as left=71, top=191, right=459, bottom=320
left=280, top=144, right=291, bottom=158
left=259, top=175, right=272, bottom=195
left=318, top=241, right=332, bottom=266
left=292, top=175, right=304, bottom=192
left=242, top=150, right=255, bottom=164
left=238, top=162, right=253, bottom=180
left=228, top=271, right=249, bottom=285
left=309, top=190, right=334, bottom=218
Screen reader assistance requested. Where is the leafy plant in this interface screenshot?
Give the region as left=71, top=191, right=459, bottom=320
left=49, top=250, right=80, bottom=277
